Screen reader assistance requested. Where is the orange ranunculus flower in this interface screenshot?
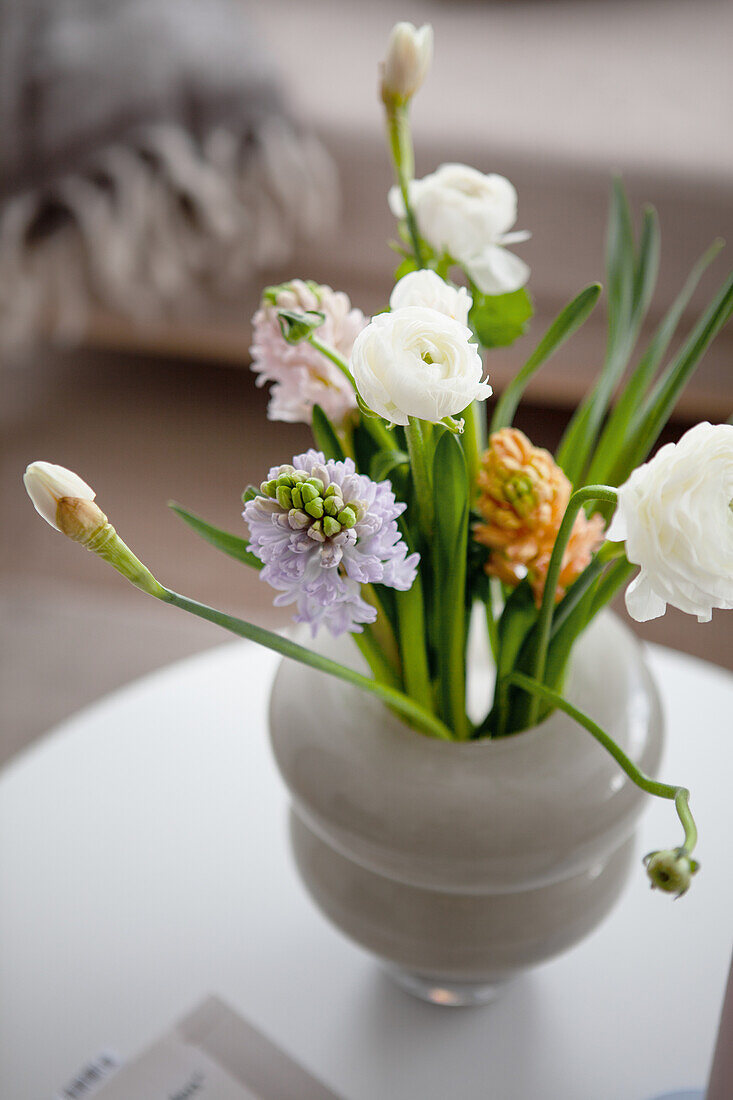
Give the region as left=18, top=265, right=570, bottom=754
left=474, top=427, right=605, bottom=604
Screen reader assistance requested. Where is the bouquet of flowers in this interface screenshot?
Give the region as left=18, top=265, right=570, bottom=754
left=24, top=22, right=732, bottom=899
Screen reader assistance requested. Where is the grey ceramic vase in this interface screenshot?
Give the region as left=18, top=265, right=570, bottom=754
left=269, top=611, right=664, bottom=1005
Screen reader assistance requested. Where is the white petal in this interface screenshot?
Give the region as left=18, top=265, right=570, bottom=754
left=388, top=184, right=406, bottom=219
left=465, top=246, right=530, bottom=295
left=625, top=571, right=668, bottom=622
left=23, top=461, right=96, bottom=531
left=606, top=506, right=628, bottom=543
left=498, top=230, right=532, bottom=245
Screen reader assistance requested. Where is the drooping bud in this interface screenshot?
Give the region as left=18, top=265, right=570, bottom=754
left=277, top=308, right=326, bottom=345
left=644, top=849, right=700, bottom=898
left=381, top=22, right=433, bottom=105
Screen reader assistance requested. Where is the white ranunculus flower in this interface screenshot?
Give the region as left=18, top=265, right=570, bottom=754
left=389, top=269, right=472, bottom=325
left=607, top=422, right=733, bottom=623
left=388, top=163, right=530, bottom=295
left=381, top=22, right=433, bottom=102
left=24, top=461, right=96, bottom=531
left=349, top=306, right=491, bottom=426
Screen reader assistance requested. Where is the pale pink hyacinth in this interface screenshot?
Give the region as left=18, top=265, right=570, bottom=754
left=250, top=280, right=367, bottom=425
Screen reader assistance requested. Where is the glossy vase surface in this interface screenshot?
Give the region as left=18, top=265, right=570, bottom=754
left=269, top=611, right=664, bottom=1005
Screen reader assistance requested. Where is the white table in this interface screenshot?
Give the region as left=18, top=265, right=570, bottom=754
left=1, top=641, right=732, bottom=1100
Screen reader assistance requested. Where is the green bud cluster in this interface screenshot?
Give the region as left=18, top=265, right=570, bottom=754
left=504, top=473, right=536, bottom=516
left=259, top=467, right=363, bottom=542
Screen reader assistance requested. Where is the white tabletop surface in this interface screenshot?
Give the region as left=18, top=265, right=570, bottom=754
left=1, top=640, right=732, bottom=1100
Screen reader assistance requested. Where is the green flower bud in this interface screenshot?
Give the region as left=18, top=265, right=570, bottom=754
left=323, top=516, right=342, bottom=538
left=300, top=483, right=319, bottom=505
left=260, top=479, right=278, bottom=498
left=337, top=506, right=357, bottom=528
left=323, top=496, right=340, bottom=517
left=644, top=849, right=700, bottom=899
left=277, top=309, right=326, bottom=345
left=276, top=486, right=293, bottom=510
left=305, top=477, right=325, bottom=495
left=290, top=486, right=303, bottom=509
left=304, top=498, right=324, bottom=519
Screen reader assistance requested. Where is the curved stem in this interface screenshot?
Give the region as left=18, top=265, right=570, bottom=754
left=507, top=670, right=698, bottom=855
left=307, top=335, right=354, bottom=382
left=307, top=335, right=395, bottom=451
left=527, top=485, right=617, bottom=724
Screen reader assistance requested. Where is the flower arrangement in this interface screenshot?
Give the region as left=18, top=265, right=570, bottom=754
left=24, top=22, right=733, bottom=900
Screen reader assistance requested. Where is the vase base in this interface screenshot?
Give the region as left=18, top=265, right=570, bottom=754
left=384, top=965, right=508, bottom=1007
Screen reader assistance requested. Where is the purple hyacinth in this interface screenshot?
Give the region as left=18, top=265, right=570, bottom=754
left=243, top=450, right=419, bottom=636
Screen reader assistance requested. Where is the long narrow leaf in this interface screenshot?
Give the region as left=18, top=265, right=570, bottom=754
left=630, top=206, right=661, bottom=332
left=311, top=404, right=345, bottom=461
left=557, top=180, right=639, bottom=483
left=612, top=271, right=733, bottom=479
left=586, top=239, right=724, bottom=486
left=169, top=502, right=261, bottom=569
left=433, top=432, right=469, bottom=738
left=491, top=283, right=602, bottom=432
left=162, top=589, right=452, bottom=740
left=479, top=581, right=537, bottom=737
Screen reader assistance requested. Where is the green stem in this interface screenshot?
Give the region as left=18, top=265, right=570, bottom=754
left=307, top=335, right=354, bottom=382
left=386, top=103, right=425, bottom=267
left=308, top=334, right=395, bottom=450
left=507, top=671, right=698, bottom=855
left=361, top=582, right=403, bottom=685
left=404, top=417, right=434, bottom=540
left=352, top=628, right=401, bottom=690
left=395, top=572, right=434, bottom=709
left=527, top=485, right=618, bottom=724
left=485, top=595, right=499, bottom=662
left=161, top=588, right=453, bottom=740
left=461, top=401, right=483, bottom=490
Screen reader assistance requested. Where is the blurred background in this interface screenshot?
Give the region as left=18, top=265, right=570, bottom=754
left=1, top=0, right=731, bottom=766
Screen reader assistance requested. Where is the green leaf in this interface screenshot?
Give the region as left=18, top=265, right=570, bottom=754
left=613, top=269, right=733, bottom=478
left=311, top=405, right=345, bottom=462
left=482, top=581, right=537, bottom=737
left=585, top=238, right=724, bottom=487
left=162, top=589, right=452, bottom=741
left=432, top=432, right=470, bottom=738
left=557, top=179, right=639, bottom=483
left=631, top=205, right=661, bottom=331
left=470, top=287, right=533, bottom=349
left=169, top=502, right=262, bottom=569
left=491, top=284, right=601, bottom=432
left=370, top=449, right=409, bottom=483
left=393, top=255, right=419, bottom=281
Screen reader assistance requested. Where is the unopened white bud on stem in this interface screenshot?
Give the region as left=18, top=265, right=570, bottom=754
left=23, top=460, right=166, bottom=598
left=381, top=22, right=433, bottom=105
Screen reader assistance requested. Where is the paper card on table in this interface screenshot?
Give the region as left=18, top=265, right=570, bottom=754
left=90, top=1035, right=256, bottom=1099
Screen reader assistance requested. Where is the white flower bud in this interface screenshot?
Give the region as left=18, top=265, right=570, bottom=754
left=23, top=461, right=96, bottom=532
left=349, top=306, right=490, bottom=426
left=390, top=269, right=472, bottom=325
left=607, top=421, right=733, bottom=622
left=381, top=22, right=433, bottom=103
